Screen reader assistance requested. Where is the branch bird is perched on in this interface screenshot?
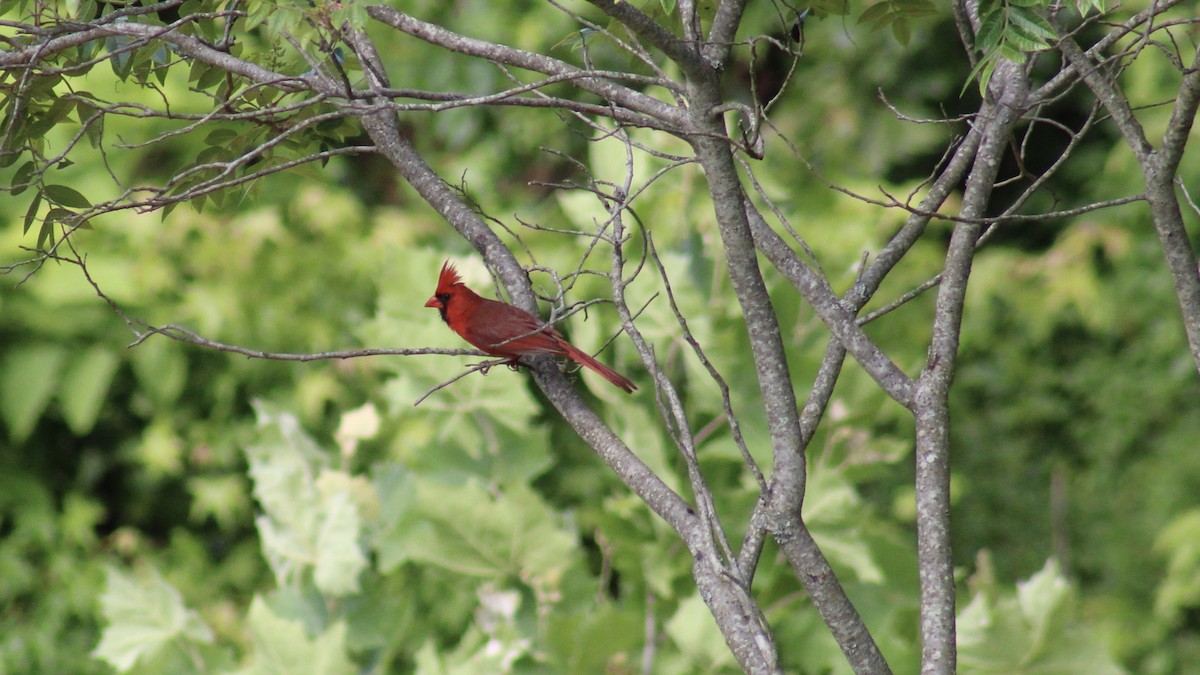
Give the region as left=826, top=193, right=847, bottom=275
left=424, top=261, right=637, bottom=393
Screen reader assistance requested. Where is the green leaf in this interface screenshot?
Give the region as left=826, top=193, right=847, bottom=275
left=1154, top=510, right=1200, bottom=620
left=666, top=594, right=739, bottom=670
left=130, top=337, right=187, bottom=405
left=246, top=404, right=368, bottom=597
left=84, top=108, right=104, bottom=148
left=58, top=346, right=119, bottom=435
left=0, top=344, right=67, bottom=443
left=243, top=597, right=355, bottom=675
left=999, top=43, right=1028, bottom=63
left=897, top=0, right=938, bottom=16
left=858, top=2, right=894, bottom=26
left=1008, top=6, right=1058, bottom=41
left=11, top=160, right=36, bottom=196
left=22, top=192, right=41, bottom=234
left=891, top=17, right=912, bottom=45
left=196, top=63, right=226, bottom=90
left=43, top=183, right=91, bottom=208
left=39, top=207, right=78, bottom=249
left=958, top=559, right=1123, bottom=674
left=187, top=58, right=210, bottom=84
left=204, top=128, right=238, bottom=147
left=312, top=489, right=366, bottom=596
left=373, top=471, right=577, bottom=587
left=29, top=97, right=75, bottom=137
left=92, top=566, right=213, bottom=671
left=544, top=605, right=644, bottom=672
left=1005, top=26, right=1052, bottom=53
left=974, top=8, right=1005, bottom=52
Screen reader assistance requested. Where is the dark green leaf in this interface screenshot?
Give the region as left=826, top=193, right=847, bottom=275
left=28, top=74, right=63, bottom=98
left=975, top=8, right=1006, bottom=53
left=977, top=57, right=999, bottom=97
left=196, top=64, right=225, bottom=90
left=74, top=96, right=97, bottom=125
left=205, top=128, right=238, bottom=147
left=36, top=217, right=55, bottom=250
left=44, top=184, right=91, bottom=208
left=23, top=192, right=41, bottom=234
left=11, top=160, right=36, bottom=196
left=896, top=0, right=938, bottom=16
left=188, top=58, right=209, bottom=84
left=36, top=207, right=89, bottom=246
left=84, top=112, right=104, bottom=148
left=858, top=2, right=895, bottom=25
left=105, top=35, right=135, bottom=79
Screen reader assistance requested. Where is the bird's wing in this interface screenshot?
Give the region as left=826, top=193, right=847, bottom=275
left=463, top=298, right=566, bottom=356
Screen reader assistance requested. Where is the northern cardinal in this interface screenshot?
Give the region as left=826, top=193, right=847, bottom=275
left=425, top=261, right=637, bottom=393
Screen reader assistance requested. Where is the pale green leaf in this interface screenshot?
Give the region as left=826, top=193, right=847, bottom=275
left=1154, top=510, right=1200, bottom=619
left=665, top=594, right=739, bottom=669
left=805, top=469, right=884, bottom=583
left=313, top=490, right=366, bottom=597
left=333, top=402, right=379, bottom=458
left=958, top=559, right=1124, bottom=674
left=188, top=475, right=251, bottom=530
left=92, top=566, right=212, bottom=671
left=241, top=597, right=355, bottom=675
left=1016, top=559, right=1071, bottom=635
left=1, top=344, right=67, bottom=443
left=373, top=475, right=577, bottom=587
left=130, top=337, right=187, bottom=405
left=58, top=346, right=119, bottom=435
left=246, top=407, right=368, bottom=595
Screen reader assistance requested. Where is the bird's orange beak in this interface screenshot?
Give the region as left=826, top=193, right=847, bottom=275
left=424, top=296, right=442, bottom=309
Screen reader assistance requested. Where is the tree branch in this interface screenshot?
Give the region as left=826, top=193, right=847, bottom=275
left=913, top=55, right=1029, bottom=675
left=686, top=59, right=890, bottom=672
left=364, top=5, right=687, bottom=129
left=1061, top=35, right=1200, bottom=376
left=585, top=0, right=708, bottom=76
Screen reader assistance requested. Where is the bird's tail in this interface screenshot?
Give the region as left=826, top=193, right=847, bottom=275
left=562, top=343, right=637, bottom=393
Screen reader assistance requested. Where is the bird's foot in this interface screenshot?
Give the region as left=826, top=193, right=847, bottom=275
left=470, top=358, right=520, bottom=376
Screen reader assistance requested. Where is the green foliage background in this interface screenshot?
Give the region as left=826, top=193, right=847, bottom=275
left=1, top=1, right=1198, bottom=673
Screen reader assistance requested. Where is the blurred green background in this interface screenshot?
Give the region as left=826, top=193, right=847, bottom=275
left=1, top=1, right=1197, bottom=673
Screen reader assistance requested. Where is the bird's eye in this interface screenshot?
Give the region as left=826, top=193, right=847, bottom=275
left=437, top=293, right=450, bottom=303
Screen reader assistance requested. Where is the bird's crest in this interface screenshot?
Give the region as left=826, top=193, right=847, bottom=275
left=436, top=260, right=464, bottom=292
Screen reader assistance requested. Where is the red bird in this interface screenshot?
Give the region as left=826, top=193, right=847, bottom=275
left=425, top=261, right=637, bottom=393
